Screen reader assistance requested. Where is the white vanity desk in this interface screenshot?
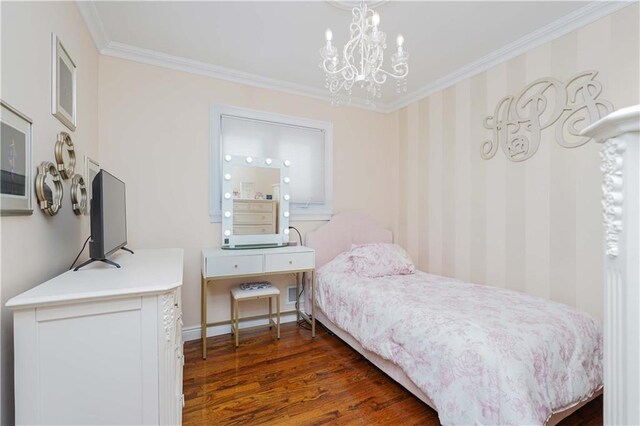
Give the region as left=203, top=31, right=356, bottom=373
left=201, top=245, right=316, bottom=358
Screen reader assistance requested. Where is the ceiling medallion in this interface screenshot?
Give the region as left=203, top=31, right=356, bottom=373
left=326, top=0, right=389, bottom=11
left=320, top=0, right=408, bottom=106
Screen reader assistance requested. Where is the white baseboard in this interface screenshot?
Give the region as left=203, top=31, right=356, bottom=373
left=182, top=311, right=299, bottom=342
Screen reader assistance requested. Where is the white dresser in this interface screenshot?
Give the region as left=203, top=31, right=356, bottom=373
left=201, top=245, right=315, bottom=358
left=232, top=199, right=277, bottom=235
left=6, top=249, right=185, bottom=426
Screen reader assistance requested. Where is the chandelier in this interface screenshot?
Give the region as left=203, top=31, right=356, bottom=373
left=320, top=1, right=409, bottom=106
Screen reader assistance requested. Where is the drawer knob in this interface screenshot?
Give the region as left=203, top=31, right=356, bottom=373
left=289, top=260, right=293, bottom=265
left=234, top=264, right=238, bottom=268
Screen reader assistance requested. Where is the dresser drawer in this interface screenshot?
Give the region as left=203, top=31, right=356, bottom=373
left=234, top=212, right=274, bottom=225
left=233, top=201, right=274, bottom=212
left=265, top=251, right=315, bottom=273
left=206, top=255, right=263, bottom=277
left=233, top=225, right=275, bottom=235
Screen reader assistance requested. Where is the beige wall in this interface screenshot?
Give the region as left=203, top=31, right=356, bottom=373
left=2, top=4, right=636, bottom=421
left=97, top=55, right=399, bottom=331
left=0, top=2, right=99, bottom=423
left=397, top=4, right=639, bottom=320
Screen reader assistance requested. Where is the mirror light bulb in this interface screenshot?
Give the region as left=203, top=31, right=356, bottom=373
left=224, top=211, right=231, bottom=218
left=372, top=13, right=380, bottom=26
left=397, top=34, right=404, bottom=47
left=284, top=211, right=290, bottom=218
left=224, top=230, right=231, bottom=237
left=284, top=160, right=291, bottom=167
left=224, top=192, right=231, bottom=199
left=224, top=154, right=232, bottom=162
left=265, top=158, right=272, bottom=165
left=284, top=177, right=290, bottom=184
left=284, top=194, right=290, bottom=201
left=284, top=229, right=290, bottom=235
left=246, top=156, right=253, bottom=163
left=224, top=173, right=231, bottom=181
left=325, top=28, right=333, bottom=42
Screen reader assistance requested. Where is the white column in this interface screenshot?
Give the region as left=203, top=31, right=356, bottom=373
left=582, top=105, right=640, bottom=426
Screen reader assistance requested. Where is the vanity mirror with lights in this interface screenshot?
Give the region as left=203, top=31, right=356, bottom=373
left=221, top=154, right=291, bottom=248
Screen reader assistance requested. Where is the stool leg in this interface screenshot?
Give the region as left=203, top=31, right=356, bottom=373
left=268, top=296, right=273, bottom=330
left=234, top=299, right=239, bottom=348
left=230, top=294, right=234, bottom=337
left=276, top=294, right=281, bottom=340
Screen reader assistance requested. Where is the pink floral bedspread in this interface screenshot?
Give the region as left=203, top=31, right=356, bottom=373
left=315, top=255, right=603, bottom=425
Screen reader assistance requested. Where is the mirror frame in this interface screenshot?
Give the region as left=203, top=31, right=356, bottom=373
left=70, top=174, right=87, bottom=215
left=35, top=161, right=63, bottom=216
left=54, top=131, right=76, bottom=179
left=221, top=154, right=290, bottom=248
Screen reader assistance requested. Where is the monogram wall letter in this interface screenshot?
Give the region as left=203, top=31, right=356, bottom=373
left=481, top=70, right=613, bottom=162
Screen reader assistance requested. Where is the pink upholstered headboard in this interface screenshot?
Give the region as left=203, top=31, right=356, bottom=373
left=306, top=211, right=393, bottom=268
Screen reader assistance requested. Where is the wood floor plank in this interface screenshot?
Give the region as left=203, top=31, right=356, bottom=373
left=182, top=323, right=602, bottom=425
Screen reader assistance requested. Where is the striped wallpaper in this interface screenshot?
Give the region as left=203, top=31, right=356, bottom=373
left=397, top=4, right=639, bottom=320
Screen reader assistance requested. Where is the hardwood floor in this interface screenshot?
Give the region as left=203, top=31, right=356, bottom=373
left=183, top=323, right=603, bottom=425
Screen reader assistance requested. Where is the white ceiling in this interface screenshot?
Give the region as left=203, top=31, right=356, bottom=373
left=79, top=1, right=628, bottom=112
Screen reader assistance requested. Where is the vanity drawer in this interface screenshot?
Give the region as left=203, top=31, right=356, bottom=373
left=233, top=225, right=275, bottom=235
left=207, top=255, right=263, bottom=277
left=234, top=201, right=274, bottom=212
left=234, top=212, right=274, bottom=225
left=265, top=251, right=315, bottom=273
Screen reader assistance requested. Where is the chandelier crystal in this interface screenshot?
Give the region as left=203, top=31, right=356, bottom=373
left=320, top=1, right=409, bottom=106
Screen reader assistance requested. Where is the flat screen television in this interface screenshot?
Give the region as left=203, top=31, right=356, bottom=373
left=74, top=170, right=132, bottom=270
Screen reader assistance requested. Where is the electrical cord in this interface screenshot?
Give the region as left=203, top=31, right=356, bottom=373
left=289, top=226, right=302, bottom=246
left=288, top=226, right=310, bottom=330
left=297, top=319, right=311, bottom=330
left=69, top=236, right=91, bottom=270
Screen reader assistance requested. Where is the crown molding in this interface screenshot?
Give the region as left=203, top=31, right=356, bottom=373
left=100, top=41, right=387, bottom=112
left=386, top=0, right=634, bottom=111
left=77, top=0, right=631, bottom=115
left=75, top=1, right=109, bottom=51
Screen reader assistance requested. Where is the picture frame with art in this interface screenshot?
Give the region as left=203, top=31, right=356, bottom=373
left=1, top=100, right=33, bottom=216
left=51, top=33, right=77, bottom=131
left=84, top=156, right=100, bottom=215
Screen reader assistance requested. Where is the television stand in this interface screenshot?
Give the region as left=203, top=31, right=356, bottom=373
left=73, top=247, right=135, bottom=271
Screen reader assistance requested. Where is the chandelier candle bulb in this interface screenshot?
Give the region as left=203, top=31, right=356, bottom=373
left=325, top=28, right=333, bottom=42
left=397, top=34, right=404, bottom=47
left=372, top=13, right=380, bottom=27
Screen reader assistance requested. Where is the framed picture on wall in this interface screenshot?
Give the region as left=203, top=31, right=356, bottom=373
left=51, top=33, right=77, bottom=131
left=1, top=100, right=33, bottom=215
left=84, top=156, right=99, bottom=215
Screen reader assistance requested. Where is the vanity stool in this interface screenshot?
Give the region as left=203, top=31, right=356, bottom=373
left=230, top=282, right=280, bottom=347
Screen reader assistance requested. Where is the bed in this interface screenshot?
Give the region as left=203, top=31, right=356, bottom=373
left=306, top=211, right=603, bottom=426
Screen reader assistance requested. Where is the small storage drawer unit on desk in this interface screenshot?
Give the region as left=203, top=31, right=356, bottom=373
left=201, top=245, right=316, bottom=358
left=233, top=199, right=277, bottom=235
left=6, top=249, right=185, bottom=426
